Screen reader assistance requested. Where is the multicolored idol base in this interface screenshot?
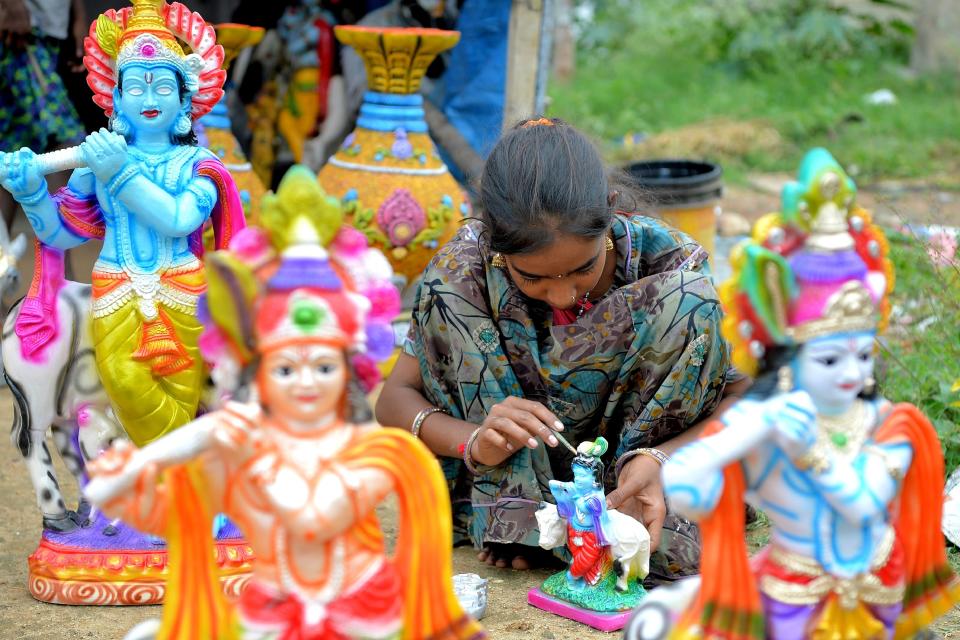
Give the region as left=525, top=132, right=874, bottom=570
left=531, top=438, right=651, bottom=632
left=28, top=514, right=251, bottom=605
left=528, top=587, right=634, bottom=633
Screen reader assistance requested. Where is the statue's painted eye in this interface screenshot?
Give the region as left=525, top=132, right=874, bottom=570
left=273, top=365, right=294, bottom=378
left=127, top=86, right=144, bottom=96
left=315, top=364, right=336, bottom=375
left=156, top=85, right=174, bottom=96
left=817, top=357, right=838, bottom=367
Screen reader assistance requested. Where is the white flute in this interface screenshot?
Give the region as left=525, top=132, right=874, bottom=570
left=0, top=145, right=86, bottom=180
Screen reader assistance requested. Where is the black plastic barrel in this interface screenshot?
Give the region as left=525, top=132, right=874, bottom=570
left=624, top=160, right=723, bottom=256
left=625, top=160, right=723, bottom=207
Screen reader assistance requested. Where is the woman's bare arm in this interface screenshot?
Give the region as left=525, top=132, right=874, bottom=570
left=375, top=352, right=476, bottom=458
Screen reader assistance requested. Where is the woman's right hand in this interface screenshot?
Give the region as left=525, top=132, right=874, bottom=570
left=0, top=148, right=45, bottom=200
left=470, top=396, right=564, bottom=467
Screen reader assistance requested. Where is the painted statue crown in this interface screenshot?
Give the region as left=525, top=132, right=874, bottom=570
left=111, top=0, right=202, bottom=89
left=787, top=281, right=879, bottom=343
left=719, top=149, right=893, bottom=376
left=256, top=218, right=371, bottom=352
left=785, top=199, right=881, bottom=342
left=84, top=0, right=225, bottom=119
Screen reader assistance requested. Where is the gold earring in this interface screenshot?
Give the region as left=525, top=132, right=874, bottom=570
left=777, top=366, right=794, bottom=393
left=605, top=236, right=614, bottom=251
left=491, top=253, right=507, bottom=268
left=863, top=376, right=876, bottom=395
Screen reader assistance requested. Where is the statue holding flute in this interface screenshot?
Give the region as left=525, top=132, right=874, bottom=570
left=0, top=0, right=247, bottom=606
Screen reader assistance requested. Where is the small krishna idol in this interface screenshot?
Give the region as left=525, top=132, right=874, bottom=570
left=623, top=149, right=960, bottom=640
left=0, top=0, right=247, bottom=605
left=531, top=437, right=651, bottom=632
left=85, top=213, right=486, bottom=640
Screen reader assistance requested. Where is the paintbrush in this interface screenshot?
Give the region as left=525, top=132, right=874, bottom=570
left=549, top=424, right=578, bottom=455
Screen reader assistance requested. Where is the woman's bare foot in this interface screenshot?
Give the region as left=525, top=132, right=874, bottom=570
left=476, top=543, right=559, bottom=570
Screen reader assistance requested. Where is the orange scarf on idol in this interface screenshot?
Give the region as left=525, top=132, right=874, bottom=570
left=671, top=404, right=960, bottom=640
left=157, top=428, right=485, bottom=640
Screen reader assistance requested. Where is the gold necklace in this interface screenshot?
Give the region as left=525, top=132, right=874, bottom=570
left=814, top=400, right=870, bottom=457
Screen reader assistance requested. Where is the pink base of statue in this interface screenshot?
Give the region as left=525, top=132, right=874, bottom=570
left=527, top=587, right=632, bottom=632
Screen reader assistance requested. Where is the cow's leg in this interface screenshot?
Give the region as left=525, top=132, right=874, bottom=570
left=29, top=432, right=76, bottom=532
left=614, top=557, right=629, bottom=592
left=51, top=421, right=91, bottom=523
left=6, top=372, right=77, bottom=532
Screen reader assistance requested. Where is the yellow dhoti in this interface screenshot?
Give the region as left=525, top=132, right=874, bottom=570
left=91, top=263, right=206, bottom=447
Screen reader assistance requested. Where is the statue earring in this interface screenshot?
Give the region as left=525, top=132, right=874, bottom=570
left=111, top=113, right=131, bottom=137
left=491, top=254, right=506, bottom=268
left=863, top=376, right=876, bottom=395
left=777, top=366, right=794, bottom=393
left=174, top=112, right=192, bottom=136
left=605, top=236, right=614, bottom=251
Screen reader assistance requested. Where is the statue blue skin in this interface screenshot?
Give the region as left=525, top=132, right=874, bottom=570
left=0, top=61, right=226, bottom=452
left=663, top=331, right=913, bottom=580
left=550, top=460, right=615, bottom=589
left=0, top=64, right=218, bottom=273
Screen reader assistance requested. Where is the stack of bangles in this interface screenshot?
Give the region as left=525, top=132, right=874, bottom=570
left=615, top=447, right=670, bottom=478
left=460, top=427, right=483, bottom=476
left=410, top=406, right=446, bottom=439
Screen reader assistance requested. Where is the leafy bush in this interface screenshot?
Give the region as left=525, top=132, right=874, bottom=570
left=711, top=0, right=914, bottom=74
left=572, top=0, right=914, bottom=75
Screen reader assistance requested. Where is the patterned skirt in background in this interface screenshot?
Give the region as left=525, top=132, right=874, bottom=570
left=0, top=35, right=85, bottom=153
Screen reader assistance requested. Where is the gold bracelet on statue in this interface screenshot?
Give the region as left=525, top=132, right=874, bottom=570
left=410, top=406, right=446, bottom=439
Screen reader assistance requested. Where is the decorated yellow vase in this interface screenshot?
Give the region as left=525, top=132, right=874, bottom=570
left=318, top=26, right=470, bottom=287
left=199, top=23, right=267, bottom=224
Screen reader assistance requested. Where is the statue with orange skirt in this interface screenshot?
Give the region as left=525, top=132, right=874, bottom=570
left=84, top=212, right=486, bottom=640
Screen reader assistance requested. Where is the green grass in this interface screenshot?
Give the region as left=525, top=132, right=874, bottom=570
left=547, top=2, right=960, bottom=461
left=880, top=233, right=960, bottom=467
left=548, top=21, right=960, bottom=183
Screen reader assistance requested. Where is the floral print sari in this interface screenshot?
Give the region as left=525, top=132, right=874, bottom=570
left=405, top=214, right=731, bottom=581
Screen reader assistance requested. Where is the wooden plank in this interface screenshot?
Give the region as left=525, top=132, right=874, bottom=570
left=503, top=0, right=547, bottom=129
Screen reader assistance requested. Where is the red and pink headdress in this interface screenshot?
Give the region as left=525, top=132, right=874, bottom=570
left=83, top=0, right=225, bottom=120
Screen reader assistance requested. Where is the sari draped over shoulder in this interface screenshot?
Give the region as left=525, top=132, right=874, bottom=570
left=405, top=214, right=731, bottom=580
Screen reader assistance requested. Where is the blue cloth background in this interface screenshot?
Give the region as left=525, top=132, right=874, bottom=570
left=434, top=0, right=509, bottom=182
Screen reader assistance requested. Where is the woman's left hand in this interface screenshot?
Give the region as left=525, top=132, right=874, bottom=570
left=606, top=454, right=667, bottom=552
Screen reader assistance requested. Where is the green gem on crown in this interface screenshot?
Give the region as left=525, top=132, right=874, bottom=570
left=291, top=300, right=326, bottom=332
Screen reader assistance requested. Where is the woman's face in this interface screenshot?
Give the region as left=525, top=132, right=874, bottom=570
left=504, top=232, right=608, bottom=309
left=796, top=331, right=875, bottom=413
left=259, top=344, right=347, bottom=424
